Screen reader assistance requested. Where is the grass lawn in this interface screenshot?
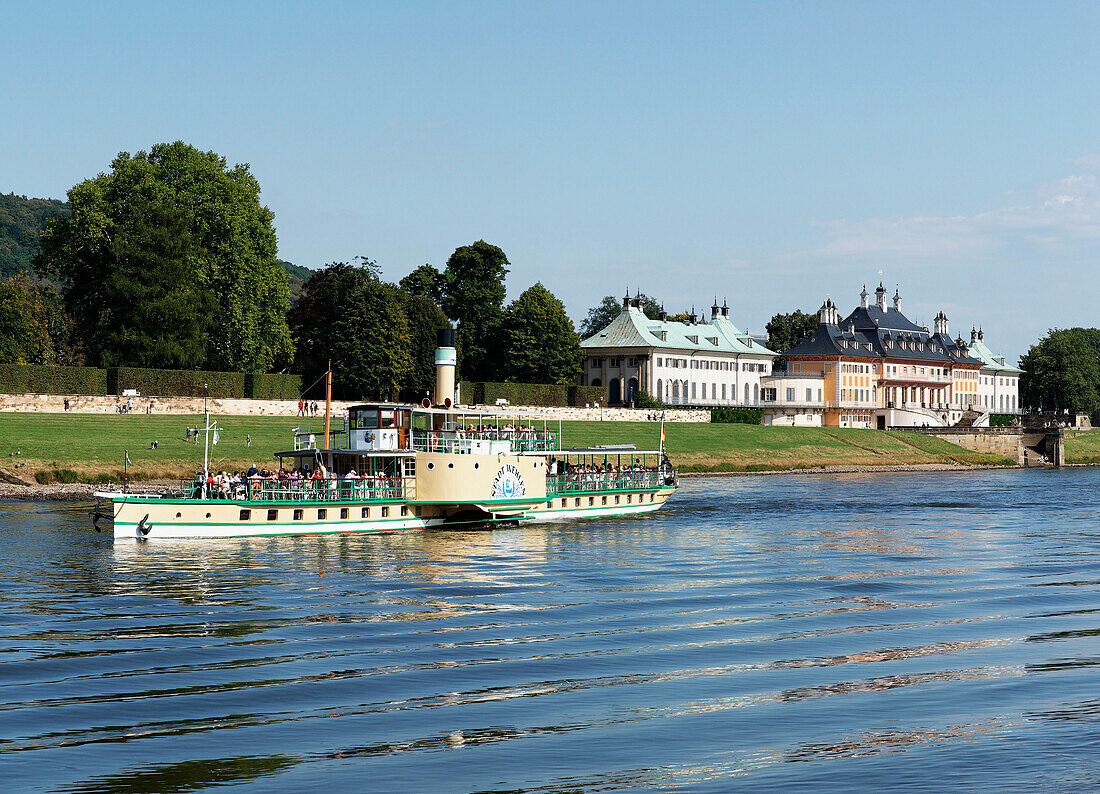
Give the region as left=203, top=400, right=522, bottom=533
left=1065, top=430, right=1100, bottom=464
left=1, top=413, right=1014, bottom=483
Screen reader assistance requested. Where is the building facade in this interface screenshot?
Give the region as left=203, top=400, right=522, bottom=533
left=580, top=295, right=778, bottom=406
left=966, top=328, right=1022, bottom=414
left=780, top=284, right=1009, bottom=428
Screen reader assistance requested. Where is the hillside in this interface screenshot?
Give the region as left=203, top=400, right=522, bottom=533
left=0, top=192, right=311, bottom=293
left=0, top=193, right=69, bottom=278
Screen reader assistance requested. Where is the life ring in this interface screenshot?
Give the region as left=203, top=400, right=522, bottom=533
left=430, top=433, right=439, bottom=450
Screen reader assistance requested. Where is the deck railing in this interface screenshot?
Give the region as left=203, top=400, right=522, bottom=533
left=409, top=428, right=557, bottom=453
left=181, top=478, right=414, bottom=503
left=546, top=469, right=676, bottom=495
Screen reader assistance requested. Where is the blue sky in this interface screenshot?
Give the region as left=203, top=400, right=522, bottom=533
left=5, top=1, right=1100, bottom=362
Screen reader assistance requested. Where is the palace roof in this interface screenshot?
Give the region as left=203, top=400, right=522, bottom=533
left=581, top=303, right=777, bottom=357
left=785, top=304, right=984, bottom=367
left=966, top=335, right=1024, bottom=373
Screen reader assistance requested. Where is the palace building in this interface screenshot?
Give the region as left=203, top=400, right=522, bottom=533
left=579, top=294, right=778, bottom=406
left=779, top=284, right=1020, bottom=428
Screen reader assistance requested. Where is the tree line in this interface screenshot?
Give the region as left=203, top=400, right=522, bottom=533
left=2, top=142, right=584, bottom=400
left=4, top=141, right=1092, bottom=412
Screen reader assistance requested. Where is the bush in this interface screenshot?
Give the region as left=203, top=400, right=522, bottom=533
left=989, top=414, right=1015, bottom=428
left=711, top=406, right=764, bottom=424
left=569, top=385, right=606, bottom=407
left=458, top=381, right=607, bottom=407
left=0, top=364, right=107, bottom=395
left=107, top=367, right=246, bottom=398
left=631, top=389, right=665, bottom=409
left=245, top=372, right=302, bottom=400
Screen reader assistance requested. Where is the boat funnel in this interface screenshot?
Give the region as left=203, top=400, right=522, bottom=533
left=434, top=328, right=456, bottom=407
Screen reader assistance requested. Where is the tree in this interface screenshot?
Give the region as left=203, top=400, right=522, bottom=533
left=289, top=262, right=412, bottom=400
left=442, top=241, right=509, bottom=380
left=0, top=274, right=52, bottom=363
left=578, top=292, right=661, bottom=339
left=401, top=293, right=452, bottom=401
left=95, top=201, right=216, bottom=368
left=1019, top=328, right=1100, bottom=413
left=500, top=283, right=581, bottom=384
left=36, top=141, right=292, bottom=371
left=399, top=264, right=446, bottom=306
left=766, top=310, right=819, bottom=353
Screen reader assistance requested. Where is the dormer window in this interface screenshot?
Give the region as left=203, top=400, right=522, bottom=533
left=707, top=336, right=718, bottom=345
left=687, top=335, right=698, bottom=344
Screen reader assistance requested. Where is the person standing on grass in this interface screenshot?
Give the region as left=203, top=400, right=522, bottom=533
left=297, top=399, right=304, bottom=416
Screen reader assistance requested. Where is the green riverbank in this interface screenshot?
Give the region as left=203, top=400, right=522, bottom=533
left=0, top=413, right=1017, bottom=484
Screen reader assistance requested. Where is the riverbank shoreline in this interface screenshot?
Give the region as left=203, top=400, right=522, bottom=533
left=1, top=464, right=1034, bottom=503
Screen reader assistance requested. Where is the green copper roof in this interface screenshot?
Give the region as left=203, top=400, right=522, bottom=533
left=967, top=336, right=1023, bottom=373
left=581, top=304, right=777, bottom=356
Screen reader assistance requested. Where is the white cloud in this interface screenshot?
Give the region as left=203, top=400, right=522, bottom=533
left=816, top=167, right=1100, bottom=262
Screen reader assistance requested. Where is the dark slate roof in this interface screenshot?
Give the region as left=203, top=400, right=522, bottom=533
left=785, top=308, right=984, bottom=366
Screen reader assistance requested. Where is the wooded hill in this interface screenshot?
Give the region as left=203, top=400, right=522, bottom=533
left=1, top=192, right=312, bottom=294
left=0, top=193, right=69, bottom=278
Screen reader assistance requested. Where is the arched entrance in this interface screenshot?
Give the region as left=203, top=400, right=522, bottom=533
left=744, top=383, right=750, bottom=404
left=627, top=377, right=639, bottom=405
left=672, top=381, right=680, bottom=404
left=609, top=378, right=622, bottom=404
left=656, top=379, right=662, bottom=403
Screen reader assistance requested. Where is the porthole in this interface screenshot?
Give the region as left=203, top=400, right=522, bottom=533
left=426, top=462, right=435, bottom=470
left=206, top=512, right=212, bottom=518
left=176, top=512, right=182, bottom=518
left=447, top=462, right=454, bottom=469
left=473, top=462, right=479, bottom=469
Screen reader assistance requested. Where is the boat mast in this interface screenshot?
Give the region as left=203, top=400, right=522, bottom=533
left=203, top=382, right=210, bottom=497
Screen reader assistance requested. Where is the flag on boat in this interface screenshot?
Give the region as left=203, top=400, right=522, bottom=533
left=125, top=451, right=132, bottom=466
left=212, top=428, right=220, bottom=445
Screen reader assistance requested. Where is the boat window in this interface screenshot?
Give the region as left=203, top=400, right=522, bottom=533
left=575, top=498, right=580, bottom=507
left=267, top=509, right=277, bottom=521
left=561, top=498, right=567, bottom=507
left=361, top=507, right=370, bottom=518
left=293, top=509, right=303, bottom=520
left=400, top=506, right=408, bottom=516
left=547, top=501, right=553, bottom=508
left=602, top=496, right=607, bottom=505
left=340, top=508, right=349, bottom=519
left=589, top=497, right=594, bottom=506
left=381, top=506, right=389, bottom=517
left=317, top=509, right=327, bottom=520
left=239, top=509, right=250, bottom=520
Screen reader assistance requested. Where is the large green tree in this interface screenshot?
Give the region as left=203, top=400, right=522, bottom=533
left=399, top=264, right=447, bottom=307
left=500, top=283, right=581, bottom=384
left=0, top=274, right=52, bottom=363
left=766, top=309, right=819, bottom=353
left=579, top=292, right=661, bottom=339
left=401, top=293, right=452, bottom=401
left=442, top=241, right=509, bottom=380
left=36, top=141, right=292, bottom=371
left=1019, top=328, right=1100, bottom=413
left=95, top=201, right=216, bottom=368
left=289, top=262, right=413, bottom=400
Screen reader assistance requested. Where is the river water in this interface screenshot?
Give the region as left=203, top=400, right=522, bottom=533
left=2, top=469, right=1099, bottom=792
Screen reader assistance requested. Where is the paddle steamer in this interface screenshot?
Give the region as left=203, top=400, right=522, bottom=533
left=94, top=331, right=678, bottom=540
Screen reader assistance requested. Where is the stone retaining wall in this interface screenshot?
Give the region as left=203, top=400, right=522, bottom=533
left=0, top=394, right=711, bottom=423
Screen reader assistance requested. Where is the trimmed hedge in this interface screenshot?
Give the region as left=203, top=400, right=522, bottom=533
left=107, top=367, right=247, bottom=398
left=989, top=414, right=1016, bottom=428
left=0, top=364, right=107, bottom=395
left=245, top=372, right=302, bottom=400
left=711, top=406, right=764, bottom=424
left=459, top=381, right=607, bottom=408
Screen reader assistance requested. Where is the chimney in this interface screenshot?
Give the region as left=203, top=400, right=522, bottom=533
left=875, top=282, right=887, bottom=311
left=893, top=288, right=901, bottom=312
left=860, top=284, right=869, bottom=308
left=433, top=327, right=457, bottom=407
